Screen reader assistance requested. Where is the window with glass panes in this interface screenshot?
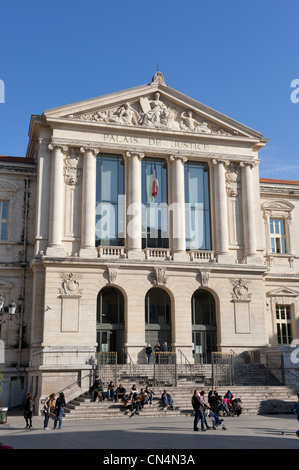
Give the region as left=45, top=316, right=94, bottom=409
left=184, top=162, right=211, bottom=250
left=0, top=201, right=8, bottom=240
left=141, top=157, right=168, bottom=249
left=95, top=154, right=124, bottom=246
left=276, top=305, right=292, bottom=344
left=270, top=218, right=286, bottom=253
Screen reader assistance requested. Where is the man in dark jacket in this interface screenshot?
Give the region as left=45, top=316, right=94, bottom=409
left=192, top=389, right=203, bottom=431
left=115, top=384, right=126, bottom=402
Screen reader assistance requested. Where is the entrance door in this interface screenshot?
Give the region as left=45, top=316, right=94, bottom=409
left=145, top=287, right=172, bottom=355
left=192, top=289, right=217, bottom=363
left=96, top=286, right=125, bottom=363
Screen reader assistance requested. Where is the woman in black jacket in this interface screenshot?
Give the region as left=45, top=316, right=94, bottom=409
left=24, top=392, right=34, bottom=428
left=53, top=392, right=66, bottom=429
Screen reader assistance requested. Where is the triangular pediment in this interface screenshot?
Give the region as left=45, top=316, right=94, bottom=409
left=43, top=72, right=264, bottom=141
left=267, top=287, right=299, bottom=297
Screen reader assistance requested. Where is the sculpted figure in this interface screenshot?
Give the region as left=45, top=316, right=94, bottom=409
left=116, top=102, right=139, bottom=125
left=142, top=92, right=167, bottom=126
left=180, top=111, right=200, bottom=131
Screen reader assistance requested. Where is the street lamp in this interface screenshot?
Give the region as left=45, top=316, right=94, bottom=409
left=0, top=294, right=17, bottom=324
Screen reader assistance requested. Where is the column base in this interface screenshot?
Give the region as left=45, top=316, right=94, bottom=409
left=79, top=247, right=98, bottom=259
left=245, top=255, right=263, bottom=265
left=172, top=252, right=189, bottom=262
left=216, top=254, right=234, bottom=264
left=127, top=249, right=145, bottom=260
left=45, top=246, right=65, bottom=257
left=125, top=343, right=147, bottom=363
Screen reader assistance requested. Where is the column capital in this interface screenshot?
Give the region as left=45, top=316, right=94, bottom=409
left=80, top=146, right=100, bottom=157
left=169, top=154, right=188, bottom=163
left=239, top=160, right=258, bottom=168
left=212, top=158, right=230, bottom=166
left=48, top=142, right=69, bottom=153
left=124, top=151, right=144, bottom=160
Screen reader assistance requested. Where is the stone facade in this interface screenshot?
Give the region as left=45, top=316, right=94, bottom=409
left=0, top=73, right=298, bottom=408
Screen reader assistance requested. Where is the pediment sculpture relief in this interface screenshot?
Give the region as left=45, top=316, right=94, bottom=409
left=68, top=92, right=233, bottom=136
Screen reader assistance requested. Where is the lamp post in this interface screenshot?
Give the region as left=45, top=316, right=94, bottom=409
left=0, top=294, right=17, bottom=324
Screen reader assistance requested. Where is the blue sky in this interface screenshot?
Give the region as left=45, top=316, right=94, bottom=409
left=0, top=0, right=298, bottom=180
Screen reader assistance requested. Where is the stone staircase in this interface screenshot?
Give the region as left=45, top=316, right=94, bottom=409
left=62, top=381, right=298, bottom=421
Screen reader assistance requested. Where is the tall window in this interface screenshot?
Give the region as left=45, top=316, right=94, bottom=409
left=184, top=162, right=211, bottom=250
left=276, top=305, right=292, bottom=344
left=142, top=157, right=168, bottom=249
left=270, top=218, right=286, bottom=254
left=0, top=201, right=8, bottom=241
left=96, top=154, right=124, bottom=246
left=97, top=287, right=124, bottom=324
left=145, top=288, right=171, bottom=325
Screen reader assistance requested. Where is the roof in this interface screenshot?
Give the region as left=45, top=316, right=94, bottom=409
left=260, top=178, right=299, bottom=186
left=0, top=156, right=35, bottom=163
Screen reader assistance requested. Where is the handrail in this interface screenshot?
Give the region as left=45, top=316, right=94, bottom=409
left=229, top=349, right=251, bottom=369
left=177, top=349, right=191, bottom=365
left=40, top=372, right=93, bottom=405
left=126, top=352, right=137, bottom=382
left=177, top=349, right=193, bottom=382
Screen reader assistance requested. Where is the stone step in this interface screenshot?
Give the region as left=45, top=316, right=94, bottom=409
left=62, top=384, right=298, bottom=420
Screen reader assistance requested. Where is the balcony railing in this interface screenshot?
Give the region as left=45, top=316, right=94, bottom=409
left=144, top=248, right=172, bottom=260
left=96, top=246, right=215, bottom=262
left=97, top=246, right=126, bottom=258
left=189, top=250, right=215, bottom=262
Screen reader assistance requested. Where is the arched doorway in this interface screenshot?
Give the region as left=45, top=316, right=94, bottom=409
left=192, top=289, right=217, bottom=363
left=96, top=286, right=125, bottom=363
left=145, top=287, right=172, bottom=351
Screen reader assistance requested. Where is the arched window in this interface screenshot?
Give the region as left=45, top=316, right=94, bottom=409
left=96, top=286, right=125, bottom=362
left=145, top=287, right=171, bottom=348
left=192, top=289, right=216, bottom=363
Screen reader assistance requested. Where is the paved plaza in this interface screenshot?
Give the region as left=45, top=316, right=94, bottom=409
left=0, top=412, right=298, bottom=453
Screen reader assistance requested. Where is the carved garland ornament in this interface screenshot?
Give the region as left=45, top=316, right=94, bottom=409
left=59, top=273, right=82, bottom=296
left=63, top=148, right=81, bottom=186
left=231, top=279, right=251, bottom=301
left=152, top=267, right=167, bottom=286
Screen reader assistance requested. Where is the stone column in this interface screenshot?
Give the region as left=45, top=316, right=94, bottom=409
left=170, top=155, right=189, bottom=261
left=212, top=158, right=233, bottom=263
left=240, top=161, right=262, bottom=263
left=46, top=143, right=67, bottom=256
left=125, top=151, right=144, bottom=259
left=79, top=147, right=99, bottom=258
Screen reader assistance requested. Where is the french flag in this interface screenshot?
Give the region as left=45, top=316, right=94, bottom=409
left=151, top=163, right=159, bottom=198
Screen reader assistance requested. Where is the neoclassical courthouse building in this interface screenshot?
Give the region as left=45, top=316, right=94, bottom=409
left=0, top=72, right=298, bottom=406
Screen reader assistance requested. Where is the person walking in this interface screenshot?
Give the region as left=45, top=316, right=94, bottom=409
left=208, top=386, right=219, bottom=413
left=145, top=344, right=152, bottom=364
left=191, top=389, right=202, bottom=431
left=43, top=393, right=55, bottom=430
left=53, top=392, right=66, bottom=430
left=199, top=390, right=211, bottom=431
left=24, top=392, right=34, bottom=429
